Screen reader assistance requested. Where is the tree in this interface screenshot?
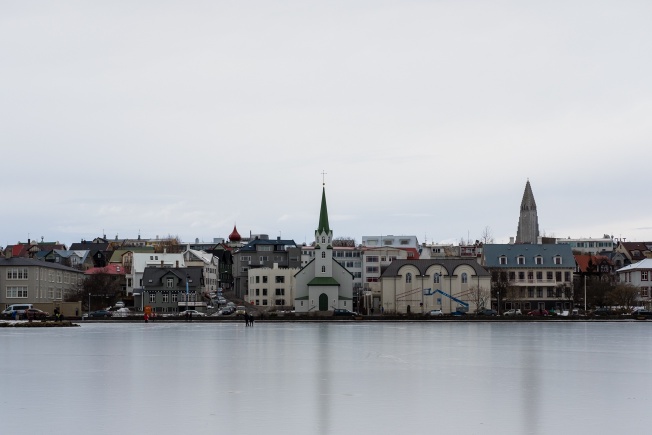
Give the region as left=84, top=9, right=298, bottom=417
left=466, top=286, right=491, bottom=312
left=490, top=270, right=511, bottom=313
left=82, top=268, right=123, bottom=310
left=587, top=278, right=615, bottom=308
left=480, top=226, right=494, bottom=244
left=155, top=234, right=182, bottom=253
left=556, top=283, right=574, bottom=310
left=607, top=284, right=639, bottom=312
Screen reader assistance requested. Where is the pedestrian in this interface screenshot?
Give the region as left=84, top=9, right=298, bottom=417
left=144, top=312, right=149, bottom=323
left=245, top=313, right=250, bottom=327
left=250, top=314, right=255, bottom=327
left=75, top=308, right=79, bottom=317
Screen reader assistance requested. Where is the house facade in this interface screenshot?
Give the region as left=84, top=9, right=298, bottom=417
left=0, top=257, right=85, bottom=308
left=380, top=259, right=491, bottom=315
left=247, top=263, right=299, bottom=310
left=482, top=244, right=576, bottom=312
left=616, top=258, right=652, bottom=307
left=138, top=266, right=204, bottom=314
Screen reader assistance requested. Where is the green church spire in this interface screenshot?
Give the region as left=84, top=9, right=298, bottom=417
left=317, top=186, right=330, bottom=234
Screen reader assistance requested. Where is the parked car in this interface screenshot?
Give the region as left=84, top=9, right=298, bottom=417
left=592, top=307, right=612, bottom=316
left=235, top=306, right=246, bottom=316
left=220, top=307, right=234, bottom=315
left=112, top=308, right=132, bottom=317
left=179, top=310, right=205, bottom=317
left=503, top=309, right=522, bottom=316
left=633, top=310, right=652, bottom=318
left=428, top=309, right=444, bottom=316
left=333, top=309, right=356, bottom=316
left=89, top=310, right=112, bottom=318
left=527, top=309, right=549, bottom=316
left=24, top=308, right=49, bottom=319
left=476, top=309, right=498, bottom=316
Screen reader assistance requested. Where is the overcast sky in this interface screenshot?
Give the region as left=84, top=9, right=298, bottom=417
left=2, top=0, right=651, bottom=249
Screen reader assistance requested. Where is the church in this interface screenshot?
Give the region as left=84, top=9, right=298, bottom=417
left=294, top=184, right=354, bottom=313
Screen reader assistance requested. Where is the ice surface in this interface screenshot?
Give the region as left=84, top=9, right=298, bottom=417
left=1, top=321, right=651, bottom=435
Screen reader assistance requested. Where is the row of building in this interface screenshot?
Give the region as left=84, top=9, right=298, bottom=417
left=2, top=181, right=651, bottom=315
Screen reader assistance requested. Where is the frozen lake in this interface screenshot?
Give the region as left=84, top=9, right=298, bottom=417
left=1, top=321, right=651, bottom=435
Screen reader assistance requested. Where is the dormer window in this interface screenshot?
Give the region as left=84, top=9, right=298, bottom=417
left=517, top=256, right=525, bottom=265
left=499, top=256, right=507, bottom=265
left=554, top=256, right=562, bottom=265
left=535, top=256, right=543, bottom=265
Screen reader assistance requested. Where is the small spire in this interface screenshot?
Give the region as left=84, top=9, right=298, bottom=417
left=317, top=186, right=330, bottom=234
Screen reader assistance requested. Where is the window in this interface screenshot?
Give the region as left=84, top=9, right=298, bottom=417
left=276, top=299, right=285, bottom=305
left=256, top=276, right=260, bottom=283
left=321, top=266, right=326, bottom=273
left=536, top=271, right=542, bottom=280
left=461, top=273, right=468, bottom=284
left=556, top=271, right=562, bottom=282
left=528, top=288, right=534, bottom=297
left=499, top=256, right=507, bottom=265
left=6, top=286, right=28, bottom=298
left=517, top=256, right=525, bottom=265
left=535, top=256, right=543, bottom=265
left=166, top=278, right=174, bottom=288
left=406, top=273, right=412, bottom=283
left=275, top=288, right=285, bottom=296
left=641, top=287, right=650, bottom=297
left=149, top=293, right=156, bottom=303
left=256, top=289, right=260, bottom=296
left=366, top=266, right=379, bottom=273
left=7, top=268, right=29, bottom=280
left=263, top=289, right=268, bottom=296
left=547, top=288, right=554, bottom=297
left=547, top=271, right=553, bottom=281
left=259, top=256, right=268, bottom=262
left=537, top=288, right=543, bottom=298
left=642, top=271, right=649, bottom=281
left=554, top=256, right=562, bottom=265
left=275, top=276, right=285, bottom=283
left=564, top=272, right=571, bottom=282
left=241, top=256, right=251, bottom=262
left=262, top=300, right=268, bottom=305
left=322, top=252, right=326, bottom=258
left=263, top=276, right=268, bottom=283
left=162, top=293, right=169, bottom=303
left=509, top=272, right=515, bottom=281
left=518, top=271, right=525, bottom=280
left=366, top=256, right=379, bottom=263
left=434, top=273, right=440, bottom=284
left=322, top=237, right=326, bottom=243
left=172, top=293, right=178, bottom=302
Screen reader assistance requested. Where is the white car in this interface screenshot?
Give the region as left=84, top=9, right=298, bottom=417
left=503, top=309, right=522, bottom=316
left=428, top=309, right=444, bottom=316
left=179, top=310, right=205, bottom=317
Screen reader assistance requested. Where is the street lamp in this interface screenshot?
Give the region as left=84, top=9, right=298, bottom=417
left=88, top=292, right=91, bottom=317
left=186, top=274, right=190, bottom=312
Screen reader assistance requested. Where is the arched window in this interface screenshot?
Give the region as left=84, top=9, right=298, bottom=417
left=321, top=251, right=326, bottom=258
left=321, top=265, right=326, bottom=273
left=406, top=273, right=412, bottom=283
left=322, top=237, right=326, bottom=243
left=461, top=273, right=468, bottom=284
left=434, top=273, right=440, bottom=284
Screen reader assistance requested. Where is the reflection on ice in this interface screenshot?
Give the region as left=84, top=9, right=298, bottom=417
left=1, top=322, right=651, bottom=435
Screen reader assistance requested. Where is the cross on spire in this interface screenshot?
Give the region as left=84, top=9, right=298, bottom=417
left=321, top=170, right=327, bottom=186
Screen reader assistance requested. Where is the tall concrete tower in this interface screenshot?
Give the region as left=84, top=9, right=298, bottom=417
left=515, top=180, right=540, bottom=244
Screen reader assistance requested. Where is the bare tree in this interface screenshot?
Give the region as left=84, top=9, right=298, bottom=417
left=155, top=234, right=182, bottom=253
left=480, top=226, right=494, bottom=244
left=466, top=286, right=491, bottom=312
left=490, top=270, right=511, bottom=313
left=81, top=267, right=123, bottom=310
left=607, top=284, right=639, bottom=312
left=556, top=283, right=574, bottom=310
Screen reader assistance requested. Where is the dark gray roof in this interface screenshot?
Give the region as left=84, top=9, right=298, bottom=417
left=381, top=259, right=490, bottom=278
left=483, top=244, right=575, bottom=268
left=142, top=266, right=203, bottom=288
left=236, top=238, right=298, bottom=253
left=0, top=257, right=84, bottom=272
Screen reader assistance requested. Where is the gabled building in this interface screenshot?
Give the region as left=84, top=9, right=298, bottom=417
left=69, top=239, right=110, bottom=268
left=380, top=259, right=491, bottom=315
left=615, top=241, right=652, bottom=266
left=294, top=185, right=354, bottom=313
left=232, top=236, right=301, bottom=299
left=138, top=266, right=204, bottom=314
left=483, top=243, right=575, bottom=312
left=616, top=259, right=652, bottom=307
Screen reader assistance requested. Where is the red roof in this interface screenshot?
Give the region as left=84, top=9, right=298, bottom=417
left=574, top=254, right=612, bottom=273
left=85, top=264, right=126, bottom=275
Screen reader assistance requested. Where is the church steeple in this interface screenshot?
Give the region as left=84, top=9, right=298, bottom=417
left=317, top=186, right=330, bottom=234
left=516, top=179, right=540, bottom=244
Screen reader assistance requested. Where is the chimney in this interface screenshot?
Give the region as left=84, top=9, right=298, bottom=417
left=160, top=260, right=164, bottom=267
left=176, top=260, right=179, bottom=269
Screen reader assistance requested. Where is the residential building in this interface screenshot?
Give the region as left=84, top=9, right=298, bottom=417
left=124, top=252, right=186, bottom=295
left=138, top=266, right=204, bottom=314
left=380, top=259, right=491, bottom=315
left=1, top=257, right=85, bottom=308
left=515, top=180, right=540, bottom=244
left=247, top=263, right=299, bottom=310
left=294, top=185, right=354, bottom=313
left=482, top=243, right=576, bottom=312
left=554, top=237, right=614, bottom=255
left=615, top=241, right=652, bottom=266
left=616, top=259, right=652, bottom=307
left=233, top=237, right=301, bottom=299
left=183, top=248, right=219, bottom=294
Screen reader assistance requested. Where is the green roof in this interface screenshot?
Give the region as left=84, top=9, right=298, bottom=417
left=317, top=186, right=330, bottom=234
left=308, top=277, right=340, bottom=286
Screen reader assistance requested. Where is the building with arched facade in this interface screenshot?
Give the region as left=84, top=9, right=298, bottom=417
left=380, top=259, right=491, bottom=314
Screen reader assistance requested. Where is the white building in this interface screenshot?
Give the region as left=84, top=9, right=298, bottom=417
left=126, top=252, right=186, bottom=295
left=616, top=258, right=652, bottom=307
left=247, top=263, right=299, bottom=310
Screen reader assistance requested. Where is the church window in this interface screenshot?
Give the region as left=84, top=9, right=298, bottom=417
left=434, top=273, right=440, bottom=284
left=406, top=273, right=412, bottom=283
left=461, top=273, right=468, bottom=284
left=322, top=252, right=326, bottom=259
left=322, top=266, right=326, bottom=273
left=322, top=237, right=325, bottom=243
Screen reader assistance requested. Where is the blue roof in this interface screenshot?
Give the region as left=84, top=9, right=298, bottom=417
left=483, top=244, right=575, bottom=268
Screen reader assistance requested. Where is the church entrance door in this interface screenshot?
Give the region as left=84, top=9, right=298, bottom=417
left=319, top=293, right=328, bottom=311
